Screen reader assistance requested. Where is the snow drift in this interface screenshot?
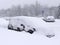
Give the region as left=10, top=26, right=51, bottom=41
left=0, top=18, right=9, bottom=28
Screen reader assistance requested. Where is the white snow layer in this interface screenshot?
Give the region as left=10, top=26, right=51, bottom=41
left=0, top=16, right=60, bottom=45
left=0, top=18, right=9, bottom=28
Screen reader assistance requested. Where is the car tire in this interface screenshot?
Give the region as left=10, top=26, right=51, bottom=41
left=33, top=28, right=36, bottom=31
left=27, top=30, right=34, bottom=34
left=8, top=24, right=13, bottom=30
left=17, top=27, right=24, bottom=32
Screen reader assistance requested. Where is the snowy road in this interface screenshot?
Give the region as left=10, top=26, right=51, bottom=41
left=0, top=17, right=60, bottom=45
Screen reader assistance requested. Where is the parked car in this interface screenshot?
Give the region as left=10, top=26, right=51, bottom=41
left=8, top=23, right=24, bottom=32
left=43, top=16, right=55, bottom=22
left=24, top=25, right=36, bottom=34
left=8, top=17, right=36, bottom=34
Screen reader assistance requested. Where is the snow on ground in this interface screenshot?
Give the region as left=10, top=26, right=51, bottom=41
left=0, top=27, right=60, bottom=45
left=0, top=16, right=60, bottom=45
left=0, top=18, right=9, bottom=28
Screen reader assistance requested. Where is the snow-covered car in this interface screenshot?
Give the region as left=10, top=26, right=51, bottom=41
left=8, top=17, right=36, bottom=34
left=8, top=23, right=24, bottom=32
left=24, top=25, right=36, bottom=34
left=8, top=19, right=25, bottom=31
left=43, top=16, right=55, bottom=22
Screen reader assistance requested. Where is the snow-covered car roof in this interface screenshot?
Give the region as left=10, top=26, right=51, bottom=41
left=47, top=16, right=54, bottom=18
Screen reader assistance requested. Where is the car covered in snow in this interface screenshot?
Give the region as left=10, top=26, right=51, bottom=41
left=8, top=18, right=24, bottom=31
left=43, top=16, right=55, bottom=22
left=8, top=17, right=36, bottom=34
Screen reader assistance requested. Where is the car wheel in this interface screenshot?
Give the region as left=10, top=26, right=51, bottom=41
left=17, top=27, right=24, bottom=32
left=8, top=24, right=13, bottom=30
left=33, top=28, right=36, bottom=31
left=27, top=30, right=34, bottom=34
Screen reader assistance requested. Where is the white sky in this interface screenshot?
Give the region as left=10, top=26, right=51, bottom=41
left=0, top=0, right=60, bottom=9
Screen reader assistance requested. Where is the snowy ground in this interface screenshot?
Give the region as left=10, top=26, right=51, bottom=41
left=0, top=17, right=60, bottom=45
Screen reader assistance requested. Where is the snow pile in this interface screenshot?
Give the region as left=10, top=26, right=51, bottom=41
left=0, top=16, right=60, bottom=45
left=0, top=18, right=9, bottom=28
